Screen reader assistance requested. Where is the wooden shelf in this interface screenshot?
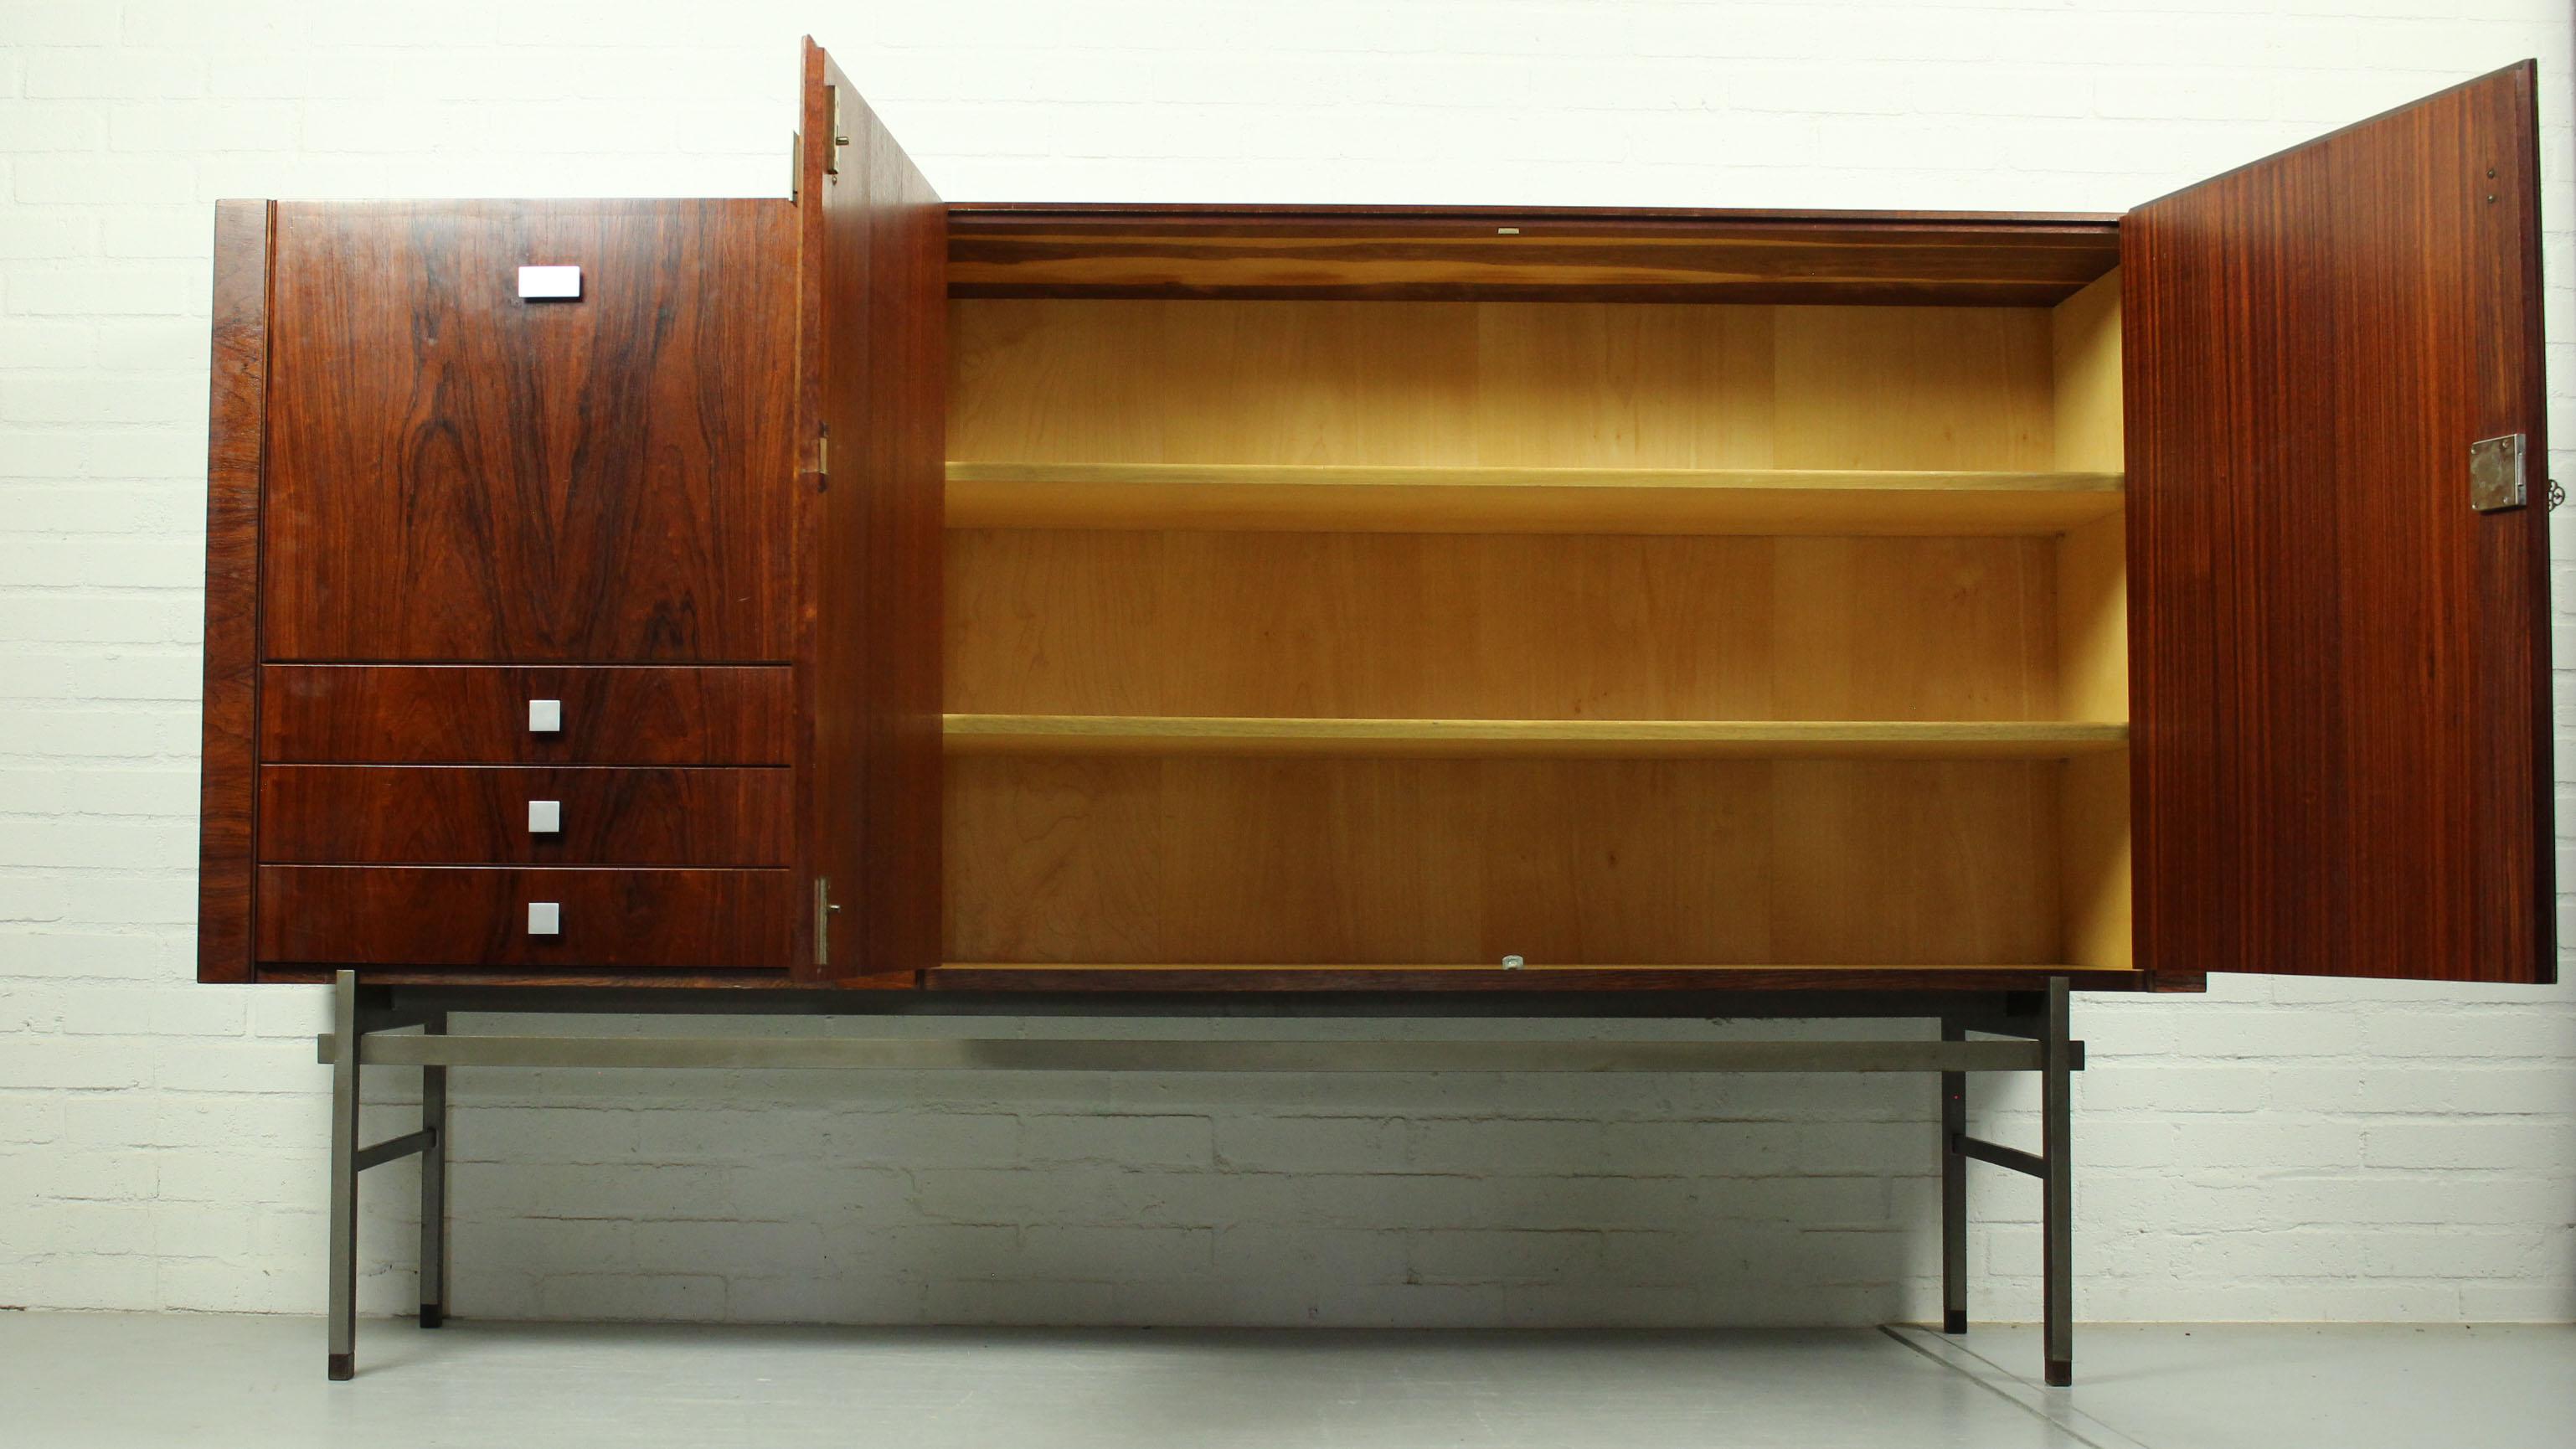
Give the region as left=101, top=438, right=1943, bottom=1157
left=945, top=714, right=2130, bottom=760
left=945, top=462, right=2123, bottom=535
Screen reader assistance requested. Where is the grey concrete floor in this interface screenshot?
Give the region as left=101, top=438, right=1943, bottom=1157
left=0, top=1312, right=2567, bottom=1449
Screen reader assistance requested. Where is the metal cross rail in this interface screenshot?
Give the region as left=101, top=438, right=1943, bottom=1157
left=316, top=972, right=2081, bottom=1385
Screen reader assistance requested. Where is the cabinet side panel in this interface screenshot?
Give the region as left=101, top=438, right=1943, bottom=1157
left=2051, top=272, right=2133, bottom=974
left=810, top=49, right=945, bottom=982
left=198, top=199, right=271, bottom=983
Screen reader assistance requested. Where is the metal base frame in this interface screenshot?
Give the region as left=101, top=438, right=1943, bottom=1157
left=320, top=973, right=2081, bottom=1385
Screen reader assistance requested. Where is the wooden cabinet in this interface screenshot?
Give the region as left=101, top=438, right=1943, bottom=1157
left=196, top=45, right=2553, bottom=995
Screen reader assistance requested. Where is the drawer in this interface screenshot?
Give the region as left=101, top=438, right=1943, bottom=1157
left=255, top=866, right=794, bottom=968
left=260, top=665, right=792, bottom=764
left=259, top=766, right=791, bottom=866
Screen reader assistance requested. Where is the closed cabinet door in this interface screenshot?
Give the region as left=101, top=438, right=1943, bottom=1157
left=2125, top=62, right=2553, bottom=982
left=261, top=199, right=799, bottom=663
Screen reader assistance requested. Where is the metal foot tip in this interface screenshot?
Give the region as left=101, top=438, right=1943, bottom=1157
left=1942, top=1309, right=1967, bottom=1334
left=419, top=1304, right=444, bottom=1329
left=327, top=1353, right=355, bottom=1382
left=2044, top=1359, right=2072, bottom=1388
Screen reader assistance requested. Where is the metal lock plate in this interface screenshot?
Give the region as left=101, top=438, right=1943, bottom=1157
left=528, top=800, right=561, bottom=835
left=2470, top=433, right=2526, bottom=512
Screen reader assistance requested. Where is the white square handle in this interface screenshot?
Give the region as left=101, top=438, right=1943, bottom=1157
left=528, top=902, right=561, bottom=936
left=528, top=699, right=561, bottom=734
left=528, top=800, right=562, bottom=834
left=518, top=265, right=581, bottom=300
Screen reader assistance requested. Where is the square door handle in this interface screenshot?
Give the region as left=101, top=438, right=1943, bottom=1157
left=528, top=901, right=561, bottom=936
left=528, top=800, right=562, bottom=834
left=528, top=699, right=561, bottom=734
left=518, top=264, right=581, bottom=300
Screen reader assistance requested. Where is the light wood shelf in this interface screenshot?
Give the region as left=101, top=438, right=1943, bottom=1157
left=944, top=714, right=2130, bottom=760
left=945, top=462, right=2124, bottom=536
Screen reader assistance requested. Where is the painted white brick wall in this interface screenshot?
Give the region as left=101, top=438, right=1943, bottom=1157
left=3, top=0, right=2573, bottom=1327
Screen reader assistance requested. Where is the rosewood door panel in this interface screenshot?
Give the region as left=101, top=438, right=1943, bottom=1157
left=2125, top=63, right=2553, bottom=982
left=262, top=199, right=799, bottom=663
left=801, top=40, right=948, bottom=982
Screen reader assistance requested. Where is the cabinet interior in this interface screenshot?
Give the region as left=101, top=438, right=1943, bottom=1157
left=937, top=272, right=2130, bottom=975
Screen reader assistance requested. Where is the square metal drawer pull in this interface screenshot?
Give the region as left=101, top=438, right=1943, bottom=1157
left=528, top=699, right=561, bottom=734
left=528, top=800, right=562, bottom=834
left=528, top=902, right=560, bottom=936
left=518, top=265, right=581, bottom=300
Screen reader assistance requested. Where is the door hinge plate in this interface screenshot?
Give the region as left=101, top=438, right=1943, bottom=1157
left=2470, top=433, right=2527, bottom=512
left=825, top=85, right=842, bottom=177
left=814, top=877, right=834, bottom=967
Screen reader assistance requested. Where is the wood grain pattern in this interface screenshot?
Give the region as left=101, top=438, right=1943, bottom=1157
left=950, top=300, right=2056, bottom=472
left=946, top=462, right=2121, bottom=535
left=2125, top=62, right=2553, bottom=983
left=804, top=41, right=948, bottom=983
left=262, top=199, right=800, bottom=663
left=945, top=756, right=2063, bottom=967
left=949, top=530, right=2064, bottom=722
left=259, top=766, right=791, bottom=866
left=927, top=966, right=2149, bottom=993
left=255, top=865, right=794, bottom=968
left=257, top=967, right=796, bottom=988
left=945, top=714, right=2128, bottom=760
left=945, top=205, right=2123, bottom=305
left=260, top=665, right=793, bottom=765
left=197, top=199, right=270, bottom=984
left=2050, top=273, right=2136, bottom=977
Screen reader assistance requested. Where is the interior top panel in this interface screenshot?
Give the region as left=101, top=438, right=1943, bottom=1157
left=946, top=204, right=2124, bottom=305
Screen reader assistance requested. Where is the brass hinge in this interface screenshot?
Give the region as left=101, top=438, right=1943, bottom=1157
left=825, top=85, right=843, bottom=177
left=813, top=431, right=829, bottom=479
left=790, top=131, right=802, bottom=201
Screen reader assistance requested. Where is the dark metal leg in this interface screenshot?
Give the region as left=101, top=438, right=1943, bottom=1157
left=1940, top=1017, right=1968, bottom=1335
left=2041, top=976, right=2073, bottom=1387
left=327, top=969, right=361, bottom=1381
left=419, top=1012, right=449, bottom=1329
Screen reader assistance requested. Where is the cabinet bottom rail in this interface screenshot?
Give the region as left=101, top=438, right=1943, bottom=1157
left=320, top=1033, right=2067, bottom=1074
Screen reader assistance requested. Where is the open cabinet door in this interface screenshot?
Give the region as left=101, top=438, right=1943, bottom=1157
left=798, top=39, right=945, bottom=983
left=2126, top=62, right=2553, bottom=983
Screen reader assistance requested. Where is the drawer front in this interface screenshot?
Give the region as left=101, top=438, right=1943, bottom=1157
left=260, top=665, right=793, bottom=765
left=259, top=766, right=791, bottom=866
left=255, top=866, right=794, bottom=968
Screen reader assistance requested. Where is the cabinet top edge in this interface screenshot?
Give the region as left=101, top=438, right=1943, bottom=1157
left=946, top=202, right=2125, bottom=239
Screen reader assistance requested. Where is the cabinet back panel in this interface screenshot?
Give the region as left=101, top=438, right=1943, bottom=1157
left=950, top=529, right=2058, bottom=720
left=945, top=756, right=2060, bottom=966
left=263, top=200, right=799, bottom=663
left=951, top=300, right=2054, bottom=471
